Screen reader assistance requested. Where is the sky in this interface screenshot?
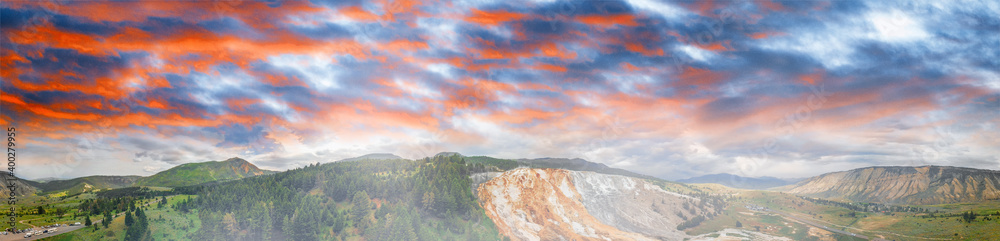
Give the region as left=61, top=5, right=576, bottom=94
left=1, top=0, right=998, bottom=180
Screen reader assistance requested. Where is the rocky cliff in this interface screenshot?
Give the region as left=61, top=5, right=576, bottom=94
left=784, top=166, right=1000, bottom=204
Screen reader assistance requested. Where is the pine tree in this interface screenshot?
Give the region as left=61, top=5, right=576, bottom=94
left=282, top=216, right=293, bottom=240
left=125, top=211, right=134, bottom=226
left=125, top=208, right=149, bottom=241
left=103, top=212, right=111, bottom=228
left=352, top=191, right=372, bottom=228
left=962, top=211, right=978, bottom=223
left=85, top=216, right=92, bottom=226
left=259, top=204, right=272, bottom=241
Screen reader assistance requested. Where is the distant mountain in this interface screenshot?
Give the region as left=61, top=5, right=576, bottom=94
left=516, top=157, right=663, bottom=181
left=676, top=173, right=797, bottom=190
left=133, top=157, right=274, bottom=187
left=437, top=154, right=661, bottom=181
left=338, top=153, right=404, bottom=162
left=435, top=152, right=462, bottom=157
left=783, top=166, right=1000, bottom=205
left=29, top=175, right=141, bottom=195
left=30, top=177, right=63, bottom=183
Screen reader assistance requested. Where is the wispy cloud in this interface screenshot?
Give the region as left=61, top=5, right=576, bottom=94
left=1, top=0, right=997, bottom=179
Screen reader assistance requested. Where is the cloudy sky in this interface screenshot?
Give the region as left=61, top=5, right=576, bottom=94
left=1, top=0, right=998, bottom=180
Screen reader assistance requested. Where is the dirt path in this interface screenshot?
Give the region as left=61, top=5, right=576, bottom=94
left=18, top=219, right=36, bottom=229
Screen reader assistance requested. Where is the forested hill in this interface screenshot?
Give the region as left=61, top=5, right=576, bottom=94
left=460, top=155, right=662, bottom=180
left=133, top=157, right=274, bottom=187
left=338, top=153, right=404, bottom=162
left=182, top=154, right=503, bottom=240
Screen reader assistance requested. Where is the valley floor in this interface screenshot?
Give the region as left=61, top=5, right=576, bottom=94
left=6, top=158, right=999, bottom=241
left=688, top=188, right=1000, bottom=241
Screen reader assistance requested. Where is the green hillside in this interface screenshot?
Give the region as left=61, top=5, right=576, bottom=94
left=29, top=175, right=142, bottom=196
left=186, top=154, right=503, bottom=240
left=133, top=157, right=273, bottom=187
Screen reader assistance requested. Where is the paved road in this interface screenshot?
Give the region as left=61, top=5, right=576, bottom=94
left=0, top=200, right=157, bottom=241
left=764, top=208, right=891, bottom=241
left=0, top=224, right=85, bottom=241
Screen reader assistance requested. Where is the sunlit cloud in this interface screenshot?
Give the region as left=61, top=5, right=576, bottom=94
left=1, top=0, right=997, bottom=180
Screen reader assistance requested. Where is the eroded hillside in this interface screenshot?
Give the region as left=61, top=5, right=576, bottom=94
left=785, top=166, right=1000, bottom=204
left=478, top=168, right=713, bottom=241
left=1, top=177, right=37, bottom=197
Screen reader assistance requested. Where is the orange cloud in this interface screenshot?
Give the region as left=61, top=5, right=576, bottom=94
left=679, top=0, right=723, bottom=17
left=537, top=42, right=577, bottom=60
left=8, top=75, right=133, bottom=100
left=0, top=95, right=27, bottom=105
left=798, top=70, right=825, bottom=85
left=697, top=41, right=732, bottom=52
left=575, top=14, right=639, bottom=27
left=2, top=95, right=101, bottom=121
left=625, top=43, right=665, bottom=56
left=532, top=63, right=568, bottom=72
left=675, top=66, right=729, bottom=91
left=6, top=24, right=106, bottom=56
left=621, top=62, right=641, bottom=72
left=465, top=9, right=528, bottom=26
left=227, top=98, right=260, bottom=112
left=755, top=0, right=788, bottom=12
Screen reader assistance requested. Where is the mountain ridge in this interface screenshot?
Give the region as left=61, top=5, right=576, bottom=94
left=338, top=153, right=404, bottom=162
left=516, top=157, right=664, bottom=181
left=676, top=173, right=800, bottom=190
left=782, top=165, right=1000, bottom=204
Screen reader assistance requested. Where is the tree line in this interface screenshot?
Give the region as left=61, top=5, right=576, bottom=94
left=186, top=154, right=503, bottom=240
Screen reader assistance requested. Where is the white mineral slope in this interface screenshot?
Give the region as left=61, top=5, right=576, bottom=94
left=478, top=168, right=726, bottom=241
left=478, top=168, right=656, bottom=241
left=569, top=171, right=706, bottom=240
